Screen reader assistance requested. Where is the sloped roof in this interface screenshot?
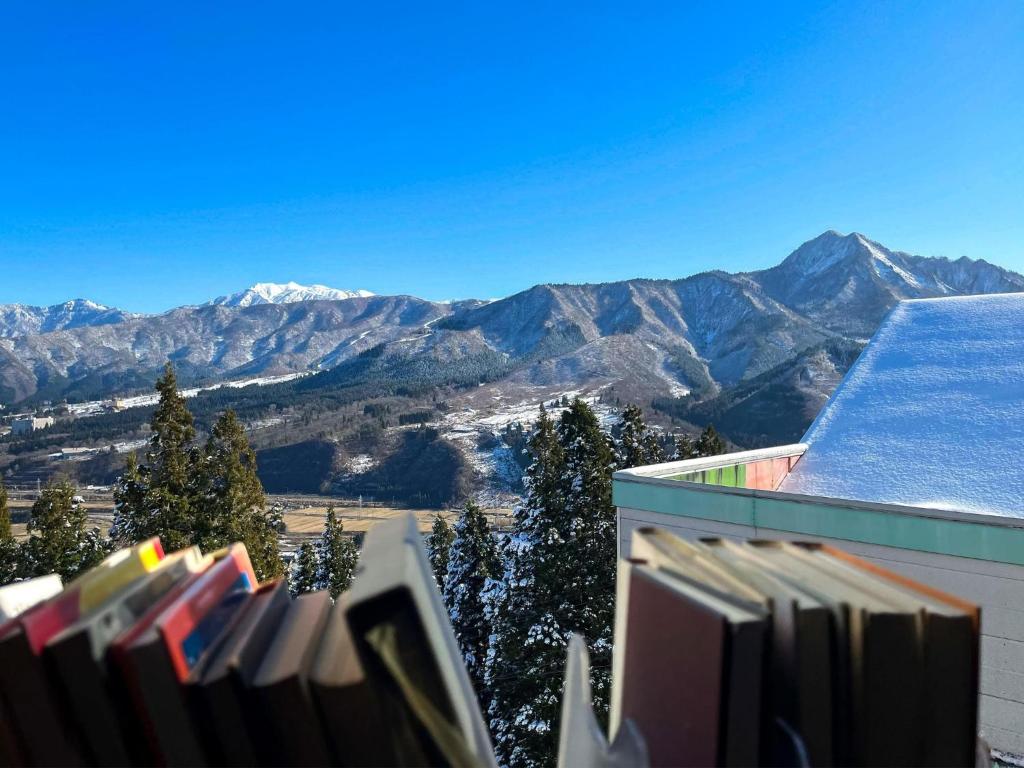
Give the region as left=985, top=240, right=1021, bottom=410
left=780, top=293, right=1024, bottom=518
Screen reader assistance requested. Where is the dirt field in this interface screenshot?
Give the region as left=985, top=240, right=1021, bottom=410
left=7, top=490, right=514, bottom=542
left=281, top=505, right=514, bottom=535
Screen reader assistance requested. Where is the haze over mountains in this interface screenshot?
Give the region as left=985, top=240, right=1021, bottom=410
left=1, top=231, right=1021, bottom=446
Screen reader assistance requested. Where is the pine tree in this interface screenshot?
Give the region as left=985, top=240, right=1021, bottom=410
left=672, top=431, right=698, bottom=460
left=290, top=542, right=319, bottom=596
left=486, top=404, right=569, bottom=768
left=554, top=398, right=617, bottom=719
left=198, top=410, right=284, bottom=581
left=111, top=366, right=285, bottom=578
left=615, top=404, right=665, bottom=469
left=426, top=513, right=455, bottom=588
left=696, top=424, right=726, bottom=457
left=314, top=507, right=359, bottom=598
left=0, top=479, right=18, bottom=587
left=112, top=363, right=197, bottom=551
left=18, top=478, right=108, bottom=581
left=443, top=501, right=499, bottom=710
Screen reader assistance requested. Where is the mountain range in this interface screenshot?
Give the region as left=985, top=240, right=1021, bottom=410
left=1, top=231, right=1021, bottom=445
left=0, top=299, right=137, bottom=339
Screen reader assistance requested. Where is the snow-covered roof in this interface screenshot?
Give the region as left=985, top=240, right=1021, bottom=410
left=780, top=293, right=1024, bottom=518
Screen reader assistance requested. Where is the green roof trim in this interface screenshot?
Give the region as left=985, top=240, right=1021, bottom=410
left=613, top=478, right=1024, bottom=566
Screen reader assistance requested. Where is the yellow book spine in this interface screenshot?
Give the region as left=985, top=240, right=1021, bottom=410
left=78, top=538, right=164, bottom=612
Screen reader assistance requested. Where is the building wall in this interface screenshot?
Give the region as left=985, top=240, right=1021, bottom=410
left=617, top=504, right=1024, bottom=756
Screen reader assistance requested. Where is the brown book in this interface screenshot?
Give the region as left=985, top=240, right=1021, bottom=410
left=309, top=593, right=396, bottom=767
left=800, top=544, right=978, bottom=767
left=743, top=541, right=924, bottom=767
left=187, top=579, right=292, bottom=767
left=613, top=558, right=767, bottom=767
left=250, top=590, right=333, bottom=767
left=701, top=537, right=834, bottom=766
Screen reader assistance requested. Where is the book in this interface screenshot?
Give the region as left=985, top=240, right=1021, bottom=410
left=613, top=557, right=768, bottom=767
left=795, top=543, right=978, bottom=767
left=250, top=590, right=333, bottom=767
left=0, top=574, right=62, bottom=622
left=44, top=547, right=209, bottom=766
left=699, top=537, right=833, bottom=766
left=186, top=579, right=292, bottom=767
left=741, top=540, right=926, bottom=767
left=77, top=537, right=165, bottom=613
left=309, top=592, right=395, bottom=767
left=346, top=512, right=498, bottom=768
left=558, top=633, right=649, bottom=768
left=111, top=544, right=255, bottom=766
left=0, top=539, right=167, bottom=766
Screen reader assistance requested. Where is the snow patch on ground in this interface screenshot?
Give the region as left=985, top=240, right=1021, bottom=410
left=345, top=454, right=377, bottom=474
left=67, top=371, right=312, bottom=417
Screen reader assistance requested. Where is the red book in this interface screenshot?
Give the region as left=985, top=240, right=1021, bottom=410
left=154, top=543, right=256, bottom=681
left=110, top=544, right=256, bottom=765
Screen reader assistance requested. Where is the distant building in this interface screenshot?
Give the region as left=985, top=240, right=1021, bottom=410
left=10, top=416, right=55, bottom=435
left=614, top=294, right=1024, bottom=756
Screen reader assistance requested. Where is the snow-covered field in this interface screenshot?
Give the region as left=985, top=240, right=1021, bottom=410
left=67, top=371, right=312, bottom=418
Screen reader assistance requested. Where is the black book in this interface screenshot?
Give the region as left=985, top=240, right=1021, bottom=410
left=250, top=590, right=333, bottom=767
left=186, top=579, right=291, bottom=767
left=310, top=593, right=395, bottom=766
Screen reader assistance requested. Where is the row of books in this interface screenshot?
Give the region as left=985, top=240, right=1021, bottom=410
left=0, top=516, right=495, bottom=767
left=0, top=515, right=981, bottom=767
left=606, top=529, right=981, bottom=768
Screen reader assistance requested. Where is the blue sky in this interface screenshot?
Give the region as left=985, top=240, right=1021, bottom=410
left=1, top=2, right=1022, bottom=312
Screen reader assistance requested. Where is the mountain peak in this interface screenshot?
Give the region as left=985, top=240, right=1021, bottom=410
left=209, top=282, right=375, bottom=307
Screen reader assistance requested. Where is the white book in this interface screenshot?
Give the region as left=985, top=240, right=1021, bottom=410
left=0, top=574, right=62, bottom=622
left=346, top=513, right=497, bottom=768
left=558, top=634, right=648, bottom=768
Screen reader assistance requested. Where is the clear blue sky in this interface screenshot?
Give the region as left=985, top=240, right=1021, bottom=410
left=1, top=2, right=1022, bottom=313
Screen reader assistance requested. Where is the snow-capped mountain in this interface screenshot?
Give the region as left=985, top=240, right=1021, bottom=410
left=752, top=231, right=1024, bottom=335
left=0, top=299, right=135, bottom=338
left=1, top=231, right=1021, bottom=441
left=208, top=282, right=375, bottom=307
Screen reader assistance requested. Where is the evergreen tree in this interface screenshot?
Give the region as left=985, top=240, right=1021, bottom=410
left=112, top=363, right=197, bottom=551
left=615, top=404, right=665, bottom=469
left=486, top=404, right=569, bottom=767
left=672, top=431, right=698, bottom=460
left=198, top=410, right=284, bottom=580
left=0, top=479, right=18, bottom=587
left=696, top=424, right=726, bottom=457
left=426, top=513, right=455, bottom=588
left=443, top=501, right=499, bottom=709
left=553, top=398, right=617, bottom=717
left=314, top=507, right=359, bottom=598
left=111, top=366, right=285, bottom=579
left=290, top=542, right=319, bottom=596
left=18, top=478, right=108, bottom=581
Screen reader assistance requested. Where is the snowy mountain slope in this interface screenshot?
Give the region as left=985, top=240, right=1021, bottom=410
left=0, top=231, right=1020, bottom=412
left=0, top=299, right=135, bottom=338
left=658, top=338, right=864, bottom=447
left=208, top=281, right=375, bottom=307
left=0, top=296, right=444, bottom=403
left=751, top=231, right=1024, bottom=336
